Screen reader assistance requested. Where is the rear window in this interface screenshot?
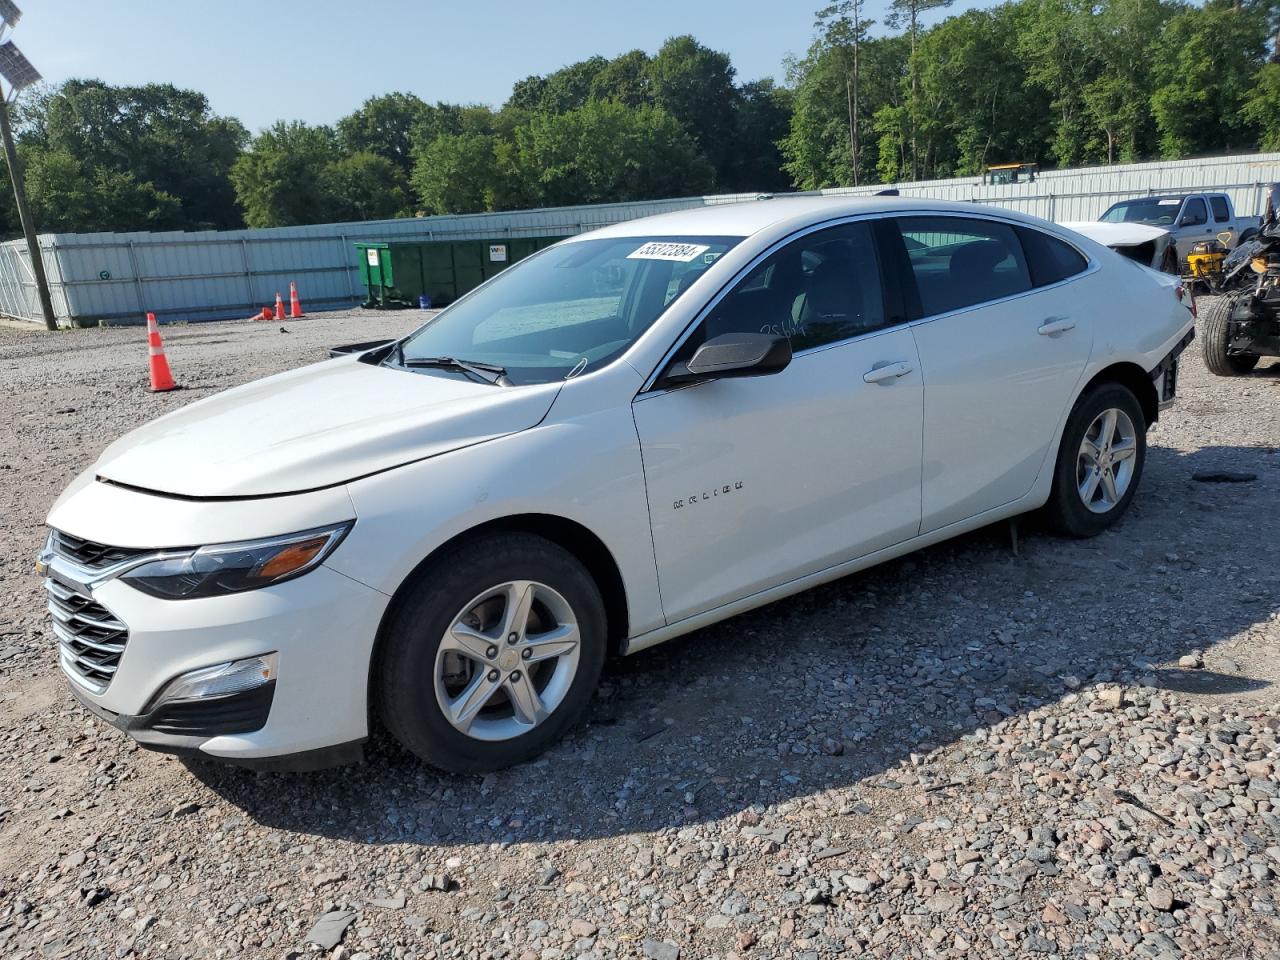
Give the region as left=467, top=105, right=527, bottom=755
left=1017, top=228, right=1088, bottom=287
left=897, top=217, right=1031, bottom=316
left=1210, top=196, right=1230, bottom=223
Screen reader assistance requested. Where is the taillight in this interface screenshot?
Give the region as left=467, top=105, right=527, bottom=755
left=1175, top=281, right=1197, bottom=318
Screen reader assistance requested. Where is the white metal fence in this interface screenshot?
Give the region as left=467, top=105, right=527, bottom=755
left=3, top=152, right=1279, bottom=327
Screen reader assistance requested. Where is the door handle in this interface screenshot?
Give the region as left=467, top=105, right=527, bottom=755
left=862, top=361, right=914, bottom=383
left=1038, top=316, right=1076, bottom=336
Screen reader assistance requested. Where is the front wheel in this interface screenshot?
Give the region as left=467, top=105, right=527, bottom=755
left=376, top=533, right=606, bottom=773
left=1202, top=294, right=1259, bottom=376
left=1045, top=383, right=1147, bottom=538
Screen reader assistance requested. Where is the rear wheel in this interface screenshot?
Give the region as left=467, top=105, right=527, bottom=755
left=376, top=534, right=606, bottom=773
left=1202, top=294, right=1259, bottom=376
left=1045, top=383, right=1146, bottom=538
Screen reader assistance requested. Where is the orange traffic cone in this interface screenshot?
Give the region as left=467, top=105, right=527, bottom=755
left=256, top=306, right=272, bottom=321
left=289, top=281, right=304, bottom=318
left=275, top=292, right=286, bottom=321
left=146, top=313, right=177, bottom=392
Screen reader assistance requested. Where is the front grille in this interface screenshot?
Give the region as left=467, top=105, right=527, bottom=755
left=51, top=530, right=151, bottom=571
left=46, top=578, right=128, bottom=693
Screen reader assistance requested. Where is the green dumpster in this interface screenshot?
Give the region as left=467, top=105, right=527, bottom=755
left=355, top=236, right=567, bottom=309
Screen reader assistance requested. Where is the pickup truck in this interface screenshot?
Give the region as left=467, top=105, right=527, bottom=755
left=1099, top=193, right=1260, bottom=262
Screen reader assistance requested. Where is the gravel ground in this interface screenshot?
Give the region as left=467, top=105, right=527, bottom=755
left=0, top=305, right=1278, bottom=960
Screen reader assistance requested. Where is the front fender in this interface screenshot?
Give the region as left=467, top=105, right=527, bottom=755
left=330, top=405, right=663, bottom=638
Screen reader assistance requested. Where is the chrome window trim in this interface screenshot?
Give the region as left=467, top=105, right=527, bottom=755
left=635, top=208, right=1098, bottom=397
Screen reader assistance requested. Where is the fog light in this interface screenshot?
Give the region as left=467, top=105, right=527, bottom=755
left=151, top=653, right=278, bottom=708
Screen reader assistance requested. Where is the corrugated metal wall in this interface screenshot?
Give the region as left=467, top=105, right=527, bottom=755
left=4, top=152, right=1279, bottom=326
left=823, top=152, right=1280, bottom=222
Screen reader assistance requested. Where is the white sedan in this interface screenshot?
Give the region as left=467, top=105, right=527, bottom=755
left=40, top=197, right=1194, bottom=773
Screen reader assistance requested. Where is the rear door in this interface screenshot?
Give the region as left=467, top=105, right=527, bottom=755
left=892, top=216, right=1094, bottom=534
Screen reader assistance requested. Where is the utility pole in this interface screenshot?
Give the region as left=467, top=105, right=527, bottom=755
left=0, top=3, right=57, bottom=329
left=0, top=78, right=55, bottom=329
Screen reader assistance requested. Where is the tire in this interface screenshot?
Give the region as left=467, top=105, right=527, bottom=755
left=376, top=533, right=606, bottom=773
left=1202, top=294, right=1259, bottom=376
left=1045, top=383, right=1147, bottom=538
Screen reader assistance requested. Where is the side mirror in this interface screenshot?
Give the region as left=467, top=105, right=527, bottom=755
left=664, top=332, right=792, bottom=385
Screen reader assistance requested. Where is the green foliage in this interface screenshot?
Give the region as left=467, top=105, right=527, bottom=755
left=505, top=101, right=715, bottom=208
left=16, top=79, right=245, bottom=232
left=1152, top=1, right=1269, bottom=157
left=230, top=122, right=338, bottom=228
left=10, top=4, right=1280, bottom=236
left=411, top=133, right=503, bottom=214
left=1241, top=61, right=1280, bottom=150
left=336, top=92, right=435, bottom=172
left=321, top=152, right=412, bottom=222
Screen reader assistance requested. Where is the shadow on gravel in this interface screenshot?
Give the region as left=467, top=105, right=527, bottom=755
left=187, top=443, right=1279, bottom=847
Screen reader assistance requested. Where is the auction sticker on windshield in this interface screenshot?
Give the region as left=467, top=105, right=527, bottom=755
left=628, top=242, right=711, bottom=262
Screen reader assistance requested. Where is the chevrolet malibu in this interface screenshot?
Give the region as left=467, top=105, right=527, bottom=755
left=40, top=197, right=1194, bottom=773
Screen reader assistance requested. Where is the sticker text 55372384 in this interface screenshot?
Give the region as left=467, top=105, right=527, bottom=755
left=627, top=242, right=711, bottom=262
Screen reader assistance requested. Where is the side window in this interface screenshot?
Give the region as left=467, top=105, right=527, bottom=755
left=897, top=217, right=1031, bottom=316
left=1017, top=227, right=1088, bottom=287
left=693, top=220, right=888, bottom=354
left=1209, top=196, right=1231, bottom=223
left=1181, top=198, right=1208, bottom=226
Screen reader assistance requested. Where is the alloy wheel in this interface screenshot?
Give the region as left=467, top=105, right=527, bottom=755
left=1076, top=407, right=1137, bottom=514
left=433, top=580, right=581, bottom=742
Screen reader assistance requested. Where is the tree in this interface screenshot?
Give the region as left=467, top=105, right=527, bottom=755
left=646, top=36, right=743, bottom=186
left=412, top=133, right=503, bottom=214
left=729, top=79, right=793, bottom=192
left=506, top=100, right=715, bottom=207
left=321, top=152, right=412, bottom=221
left=230, top=121, right=338, bottom=227
left=21, top=147, right=181, bottom=233
left=782, top=32, right=910, bottom=187
left=814, top=0, right=875, bottom=184
left=913, top=7, right=1050, bottom=177
left=1152, top=1, right=1269, bottom=157
left=1017, top=0, right=1101, bottom=166
left=886, top=0, right=955, bottom=178
left=1241, top=61, right=1280, bottom=148
left=1080, top=0, right=1171, bottom=163
left=591, top=50, right=653, bottom=106
left=33, top=80, right=246, bottom=229
left=336, top=92, right=435, bottom=173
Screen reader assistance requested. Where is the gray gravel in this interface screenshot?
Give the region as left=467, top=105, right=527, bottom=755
left=1, top=304, right=1278, bottom=959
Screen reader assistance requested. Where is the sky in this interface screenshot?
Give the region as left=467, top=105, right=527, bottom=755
left=15, top=0, right=989, bottom=132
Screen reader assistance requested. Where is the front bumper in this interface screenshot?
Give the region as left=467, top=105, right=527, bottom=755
left=44, top=557, right=388, bottom=768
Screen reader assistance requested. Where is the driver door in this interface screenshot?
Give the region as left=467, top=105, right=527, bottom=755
left=631, top=220, right=925, bottom=623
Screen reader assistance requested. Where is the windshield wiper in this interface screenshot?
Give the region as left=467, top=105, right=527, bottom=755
left=400, top=355, right=510, bottom=385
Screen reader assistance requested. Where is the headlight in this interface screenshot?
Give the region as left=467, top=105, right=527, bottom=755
left=120, top=523, right=352, bottom=600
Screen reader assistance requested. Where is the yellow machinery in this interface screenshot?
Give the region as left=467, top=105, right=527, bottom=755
left=983, top=163, right=1038, bottom=186
left=1185, top=239, right=1227, bottom=287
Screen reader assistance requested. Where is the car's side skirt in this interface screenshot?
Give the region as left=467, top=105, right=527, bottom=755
left=622, top=492, right=1041, bottom=656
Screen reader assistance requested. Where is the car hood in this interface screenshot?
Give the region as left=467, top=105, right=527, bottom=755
left=1061, top=221, right=1169, bottom=247
left=94, top=358, right=562, bottom=498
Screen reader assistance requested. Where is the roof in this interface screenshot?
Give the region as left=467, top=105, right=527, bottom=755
left=575, top=195, right=1053, bottom=241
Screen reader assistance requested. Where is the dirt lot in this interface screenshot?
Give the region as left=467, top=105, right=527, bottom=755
left=0, top=307, right=1278, bottom=960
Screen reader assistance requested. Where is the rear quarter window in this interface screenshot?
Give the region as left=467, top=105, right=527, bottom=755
left=897, top=217, right=1031, bottom=316
left=1017, top=228, right=1089, bottom=287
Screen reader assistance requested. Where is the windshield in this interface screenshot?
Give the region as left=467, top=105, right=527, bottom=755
left=1100, top=197, right=1186, bottom=226
left=393, top=235, right=742, bottom=385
